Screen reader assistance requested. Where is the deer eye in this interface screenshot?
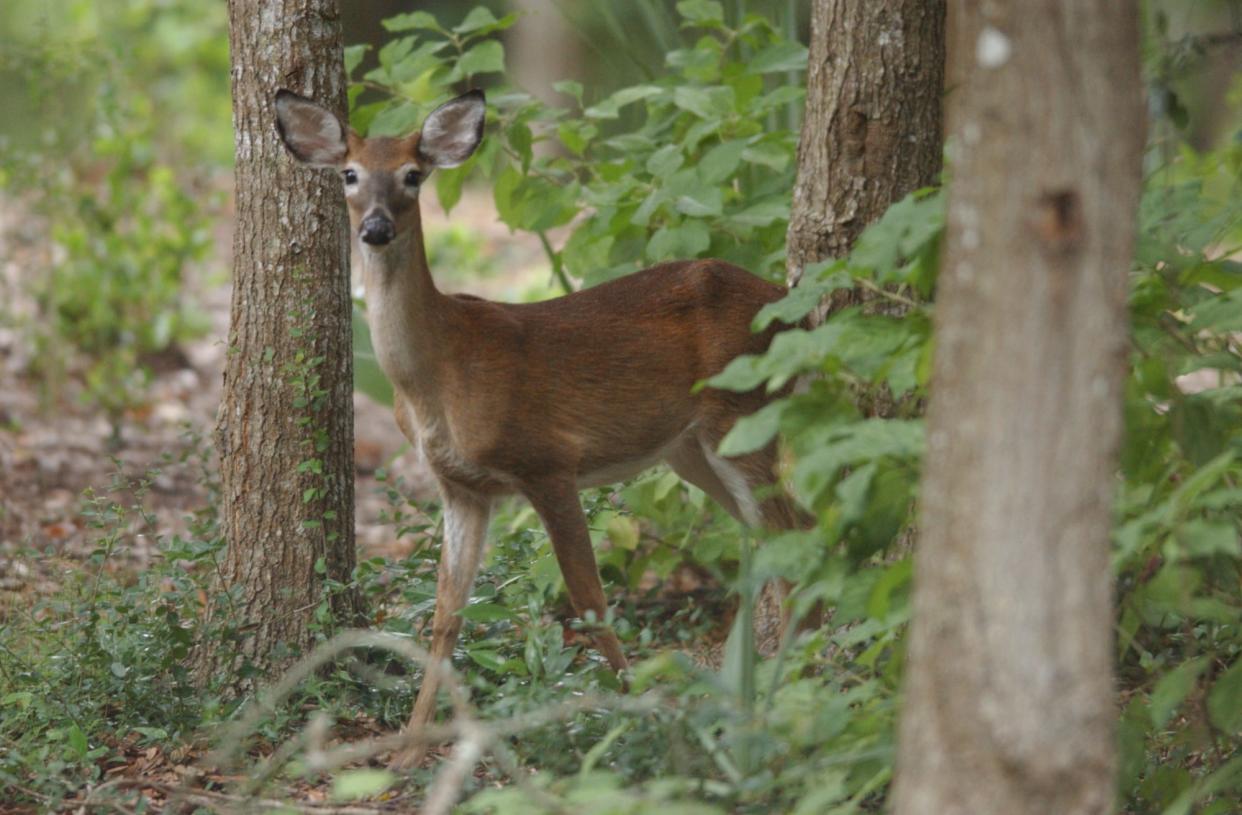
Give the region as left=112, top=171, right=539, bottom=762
left=342, top=169, right=358, bottom=185
left=404, top=170, right=422, bottom=187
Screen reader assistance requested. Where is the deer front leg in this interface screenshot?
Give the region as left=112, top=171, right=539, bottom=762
left=392, top=481, right=491, bottom=770
left=524, top=479, right=628, bottom=673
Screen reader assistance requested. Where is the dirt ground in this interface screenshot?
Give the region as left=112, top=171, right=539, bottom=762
left=0, top=186, right=554, bottom=603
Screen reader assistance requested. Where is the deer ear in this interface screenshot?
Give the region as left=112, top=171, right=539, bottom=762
left=417, top=90, right=485, bottom=169
left=274, top=89, right=348, bottom=168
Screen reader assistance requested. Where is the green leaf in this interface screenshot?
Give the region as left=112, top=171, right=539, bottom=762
left=508, top=121, right=533, bottom=170
left=343, top=45, right=370, bottom=76
left=673, top=86, right=733, bottom=119
left=793, top=420, right=925, bottom=506
left=453, top=7, right=500, bottom=34
left=1189, top=290, right=1242, bottom=333
left=451, top=40, right=506, bottom=80
left=1177, top=520, right=1241, bottom=559
left=718, top=400, right=788, bottom=456
left=747, top=42, right=809, bottom=74
left=585, top=85, right=662, bottom=119
left=333, top=769, right=396, bottom=801
left=458, top=602, right=515, bottom=623
left=383, top=11, right=444, bottom=33
left=466, top=648, right=510, bottom=673
left=676, top=0, right=725, bottom=26
left=1, top=691, right=33, bottom=709
left=724, top=198, right=789, bottom=229
left=674, top=187, right=723, bottom=217
left=698, top=140, right=746, bottom=184
left=67, top=724, right=88, bottom=758
left=866, top=556, right=913, bottom=621
left=1151, top=657, right=1208, bottom=728
left=436, top=165, right=467, bottom=213
left=646, top=222, right=710, bottom=261
left=1207, top=658, right=1242, bottom=733
left=553, top=79, right=584, bottom=103
left=646, top=144, right=685, bottom=177
left=367, top=102, right=422, bottom=138
left=752, top=268, right=849, bottom=330
left=352, top=305, right=393, bottom=406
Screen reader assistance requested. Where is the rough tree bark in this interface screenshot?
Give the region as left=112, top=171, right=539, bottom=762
left=754, top=0, right=945, bottom=655
left=785, top=0, right=945, bottom=289
left=891, top=4, right=1145, bottom=814
left=199, top=0, right=361, bottom=690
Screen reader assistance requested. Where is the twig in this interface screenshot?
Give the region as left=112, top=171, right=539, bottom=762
left=855, top=278, right=921, bottom=311
left=538, top=230, right=576, bottom=295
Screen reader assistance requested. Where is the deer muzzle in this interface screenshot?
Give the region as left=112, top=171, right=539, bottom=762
left=360, top=214, right=395, bottom=246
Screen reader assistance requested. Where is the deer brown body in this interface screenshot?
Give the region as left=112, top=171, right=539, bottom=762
left=275, top=88, right=803, bottom=767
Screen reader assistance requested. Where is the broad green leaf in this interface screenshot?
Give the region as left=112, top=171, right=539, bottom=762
left=453, top=7, right=505, bottom=35
left=866, top=557, right=913, bottom=621
left=699, top=140, right=746, bottom=184
left=435, top=164, right=467, bottom=213
left=333, top=769, right=395, bottom=801
left=458, top=602, right=515, bottom=623
left=723, top=198, right=788, bottom=229
left=646, top=144, right=684, bottom=177
left=674, top=187, right=723, bottom=217
left=2, top=691, right=33, bottom=708
left=1189, top=290, right=1242, bottom=332
left=367, top=102, right=422, bottom=138
left=1177, top=520, right=1241, bottom=559
left=585, top=85, right=662, bottom=119
left=718, top=400, right=789, bottom=456
left=673, top=85, right=734, bottom=119
left=343, top=44, right=370, bottom=76
left=1207, top=658, right=1242, bottom=733
left=606, top=515, right=640, bottom=551
left=553, top=79, right=584, bottom=103
left=747, top=42, right=809, bottom=74
left=676, top=0, right=725, bottom=26
left=67, top=724, right=88, bottom=758
left=752, top=268, right=850, bottom=330
left=1150, top=656, right=1208, bottom=728
left=646, top=222, right=710, bottom=261
left=352, top=306, right=392, bottom=406
left=451, top=40, right=506, bottom=80
left=793, top=420, right=925, bottom=506
left=383, top=11, right=444, bottom=32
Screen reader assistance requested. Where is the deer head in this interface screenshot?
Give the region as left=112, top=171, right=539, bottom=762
left=274, top=88, right=486, bottom=248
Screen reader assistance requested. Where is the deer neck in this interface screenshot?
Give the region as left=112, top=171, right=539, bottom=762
left=359, top=216, right=447, bottom=401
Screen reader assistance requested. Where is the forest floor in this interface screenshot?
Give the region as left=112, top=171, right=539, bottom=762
left=0, top=188, right=568, bottom=810
left=0, top=187, right=554, bottom=603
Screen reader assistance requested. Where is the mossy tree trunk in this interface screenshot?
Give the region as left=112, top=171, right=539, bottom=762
left=198, top=0, right=362, bottom=692
left=892, top=3, right=1145, bottom=812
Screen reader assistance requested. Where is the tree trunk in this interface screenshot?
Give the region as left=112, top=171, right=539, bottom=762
left=199, top=0, right=361, bottom=691
left=785, top=0, right=945, bottom=289
left=755, top=0, right=945, bottom=656
left=891, top=4, right=1145, bottom=814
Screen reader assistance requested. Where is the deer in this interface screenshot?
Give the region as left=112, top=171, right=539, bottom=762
left=274, top=87, right=808, bottom=767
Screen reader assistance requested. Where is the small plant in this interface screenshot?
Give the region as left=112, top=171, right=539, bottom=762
left=0, top=0, right=225, bottom=435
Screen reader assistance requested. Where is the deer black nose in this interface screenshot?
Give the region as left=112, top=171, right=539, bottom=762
left=360, top=215, right=395, bottom=246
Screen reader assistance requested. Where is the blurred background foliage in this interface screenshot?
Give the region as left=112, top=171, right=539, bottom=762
left=0, top=1, right=1241, bottom=813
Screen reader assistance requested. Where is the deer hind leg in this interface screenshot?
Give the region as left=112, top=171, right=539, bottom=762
left=666, top=431, right=816, bottom=653
left=393, top=481, right=491, bottom=770
left=523, top=478, right=628, bottom=673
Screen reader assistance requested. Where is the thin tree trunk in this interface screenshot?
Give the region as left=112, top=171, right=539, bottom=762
left=756, top=0, right=945, bottom=656
left=199, top=0, right=361, bottom=691
left=785, top=0, right=945, bottom=290
left=891, top=3, right=1145, bottom=813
